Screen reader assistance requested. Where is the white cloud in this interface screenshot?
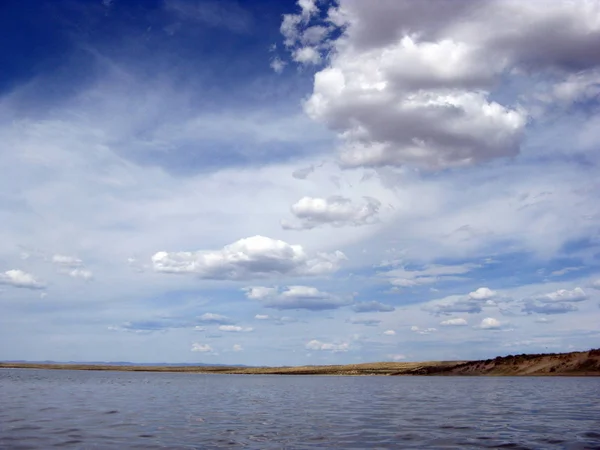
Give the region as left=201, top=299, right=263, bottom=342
left=283, top=0, right=600, bottom=170
left=589, top=279, right=600, bottom=290
left=51, top=254, right=83, bottom=267
left=194, top=326, right=205, bottom=331
left=244, top=285, right=352, bottom=310
left=282, top=196, right=381, bottom=230
left=478, top=317, right=501, bottom=330
left=0, top=270, right=45, bottom=290
left=292, top=46, right=322, bottom=65
left=218, top=325, right=253, bottom=333
left=66, top=269, right=93, bottom=280
left=305, top=339, right=349, bottom=352
left=270, top=56, right=286, bottom=74
left=388, top=354, right=407, bottom=361
left=198, top=313, right=233, bottom=325
left=522, top=287, right=589, bottom=315
left=232, top=344, right=243, bottom=352
left=352, top=301, right=395, bottom=313
left=191, top=343, right=213, bottom=353
left=440, top=318, right=468, bottom=327
left=468, top=287, right=496, bottom=300
left=254, top=314, right=270, bottom=320
left=384, top=263, right=479, bottom=289
left=410, top=326, right=437, bottom=335
left=152, top=235, right=346, bottom=280
left=534, top=317, right=552, bottom=324
left=383, top=329, right=395, bottom=336
left=540, top=287, right=588, bottom=303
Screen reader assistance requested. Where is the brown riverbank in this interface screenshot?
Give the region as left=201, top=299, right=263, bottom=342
left=1, top=349, right=599, bottom=376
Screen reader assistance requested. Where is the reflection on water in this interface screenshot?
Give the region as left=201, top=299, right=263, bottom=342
left=1, top=369, right=599, bottom=449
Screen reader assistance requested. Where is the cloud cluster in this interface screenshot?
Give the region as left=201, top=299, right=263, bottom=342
left=410, top=326, right=436, bottom=335
left=191, top=343, right=214, bottom=353
left=283, top=0, right=600, bottom=169
left=522, top=287, right=588, bottom=315
left=282, top=196, right=381, bottom=230
left=52, top=254, right=93, bottom=280
left=244, top=285, right=352, bottom=310
left=306, top=339, right=350, bottom=352
left=425, top=287, right=497, bottom=316
left=384, top=263, right=479, bottom=289
left=152, top=235, right=346, bottom=280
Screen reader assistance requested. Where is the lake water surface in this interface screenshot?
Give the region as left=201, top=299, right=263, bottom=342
left=1, top=369, right=599, bottom=449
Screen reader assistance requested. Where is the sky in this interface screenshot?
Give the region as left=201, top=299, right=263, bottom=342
left=1, top=0, right=600, bottom=365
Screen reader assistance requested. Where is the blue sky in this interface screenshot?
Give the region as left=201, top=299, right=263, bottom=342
left=1, top=0, right=599, bottom=365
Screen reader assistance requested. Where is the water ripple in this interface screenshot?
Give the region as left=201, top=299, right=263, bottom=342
left=0, top=369, right=599, bottom=449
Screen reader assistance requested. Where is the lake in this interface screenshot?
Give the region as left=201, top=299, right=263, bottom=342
left=1, top=369, right=599, bottom=449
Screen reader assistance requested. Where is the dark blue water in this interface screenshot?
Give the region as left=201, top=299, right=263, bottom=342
left=1, top=369, right=599, bottom=449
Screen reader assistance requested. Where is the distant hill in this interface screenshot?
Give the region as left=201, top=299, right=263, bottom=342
left=1, top=349, right=599, bottom=376
left=0, top=360, right=242, bottom=367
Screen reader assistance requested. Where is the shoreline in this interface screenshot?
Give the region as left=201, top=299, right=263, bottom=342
left=2, top=348, right=599, bottom=376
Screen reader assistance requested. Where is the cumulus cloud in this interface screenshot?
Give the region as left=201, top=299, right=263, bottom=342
left=468, top=287, right=496, bottom=300
left=244, top=285, right=352, bottom=310
left=152, top=235, right=346, bottom=280
left=383, top=330, right=395, bottom=336
left=352, top=300, right=395, bottom=313
left=282, top=0, right=600, bottom=170
left=282, top=196, right=381, bottom=230
left=191, top=343, right=214, bottom=353
left=232, top=344, right=243, bottom=352
left=440, top=318, right=468, bottom=327
left=425, top=285, right=501, bottom=316
left=477, top=317, right=501, bottom=330
left=590, top=279, right=600, bottom=290
left=218, top=325, right=253, bottom=332
left=306, top=339, right=349, bottom=352
left=388, top=354, right=407, bottom=361
left=0, top=270, right=45, bottom=290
